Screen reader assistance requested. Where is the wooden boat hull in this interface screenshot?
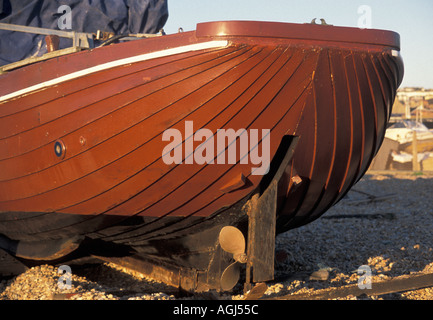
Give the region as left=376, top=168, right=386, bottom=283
left=0, top=21, right=403, bottom=290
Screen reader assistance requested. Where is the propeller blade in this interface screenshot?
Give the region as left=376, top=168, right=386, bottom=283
left=218, top=226, right=245, bottom=255
left=220, top=262, right=241, bottom=291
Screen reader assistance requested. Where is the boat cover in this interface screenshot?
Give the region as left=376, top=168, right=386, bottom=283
left=0, top=0, right=168, bottom=66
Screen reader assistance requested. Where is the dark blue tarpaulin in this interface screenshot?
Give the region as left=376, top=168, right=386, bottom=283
left=0, top=0, right=168, bottom=66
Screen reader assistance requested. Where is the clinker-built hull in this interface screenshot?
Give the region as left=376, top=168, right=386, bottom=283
left=0, top=21, right=403, bottom=291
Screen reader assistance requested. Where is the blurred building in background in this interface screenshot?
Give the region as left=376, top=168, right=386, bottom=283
left=371, top=87, right=433, bottom=171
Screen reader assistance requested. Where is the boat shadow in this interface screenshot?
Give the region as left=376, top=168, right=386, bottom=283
left=69, top=262, right=180, bottom=299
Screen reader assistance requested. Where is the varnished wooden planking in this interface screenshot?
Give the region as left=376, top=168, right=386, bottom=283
left=0, top=21, right=403, bottom=248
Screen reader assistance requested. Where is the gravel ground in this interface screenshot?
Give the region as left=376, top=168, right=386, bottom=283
left=1, top=171, right=432, bottom=300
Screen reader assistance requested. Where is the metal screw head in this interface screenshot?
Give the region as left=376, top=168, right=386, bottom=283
left=79, top=136, right=86, bottom=146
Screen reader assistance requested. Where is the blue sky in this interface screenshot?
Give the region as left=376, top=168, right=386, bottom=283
left=164, top=0, right=433, bottom=89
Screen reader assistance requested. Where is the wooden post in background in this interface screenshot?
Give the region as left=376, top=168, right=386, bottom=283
left=412, top=130, right=420, bottom=171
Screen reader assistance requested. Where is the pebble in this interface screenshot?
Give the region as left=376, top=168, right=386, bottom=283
left=309, top=269, right=330, bottom=281
left=1, top=171, right=432, bottom=300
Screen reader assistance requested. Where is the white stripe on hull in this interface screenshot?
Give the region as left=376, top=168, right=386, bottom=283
left=0, top=40, right=229, bottom=103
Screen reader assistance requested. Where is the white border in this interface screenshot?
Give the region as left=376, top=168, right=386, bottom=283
left=0, top=40, right=229, bottom=103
